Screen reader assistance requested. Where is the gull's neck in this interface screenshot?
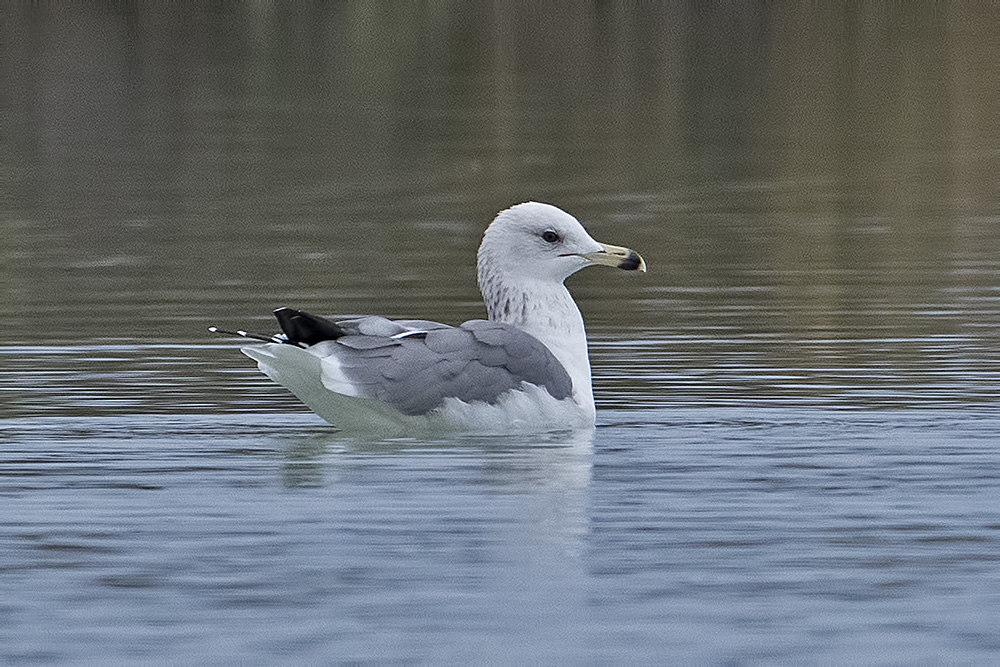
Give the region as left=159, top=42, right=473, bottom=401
left=480, top=274, right=595, bottom=418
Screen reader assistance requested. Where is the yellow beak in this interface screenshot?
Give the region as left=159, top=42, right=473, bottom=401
left=583, top=243, right=647, bottom=272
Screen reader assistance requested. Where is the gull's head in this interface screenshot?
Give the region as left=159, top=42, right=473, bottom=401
left=477, top=202, right=646, bottom=285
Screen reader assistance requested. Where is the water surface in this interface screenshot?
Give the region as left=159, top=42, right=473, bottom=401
left=2, top=4, right=999, bottom=663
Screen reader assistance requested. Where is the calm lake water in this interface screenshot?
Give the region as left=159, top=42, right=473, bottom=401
left=2, top=4, right=1000, bottom=663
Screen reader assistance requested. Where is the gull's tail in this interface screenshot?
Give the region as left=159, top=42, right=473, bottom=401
left=272, top=307, right=346, bottom=346
left=209, top=307, right=345, bottom=348
left=207, top=326, right=297, bottom=346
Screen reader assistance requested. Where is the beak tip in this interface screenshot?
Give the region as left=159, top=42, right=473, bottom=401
left=620, top=250, right=646, bottom=272
left=585, top=245, right=647, bottom=271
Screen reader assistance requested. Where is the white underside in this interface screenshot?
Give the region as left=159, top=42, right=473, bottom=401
left=242, top=344, right=593, bottom=436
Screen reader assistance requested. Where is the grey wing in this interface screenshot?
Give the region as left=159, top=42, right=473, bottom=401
left=333, top=315, right=429, bottom=337
left=322, top=320, right=572, bottom=415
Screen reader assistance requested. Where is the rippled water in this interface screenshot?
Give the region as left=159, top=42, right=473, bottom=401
left=4, top=410, right=1000, bottom=663
left=3, top=3, right=1000, bottom=663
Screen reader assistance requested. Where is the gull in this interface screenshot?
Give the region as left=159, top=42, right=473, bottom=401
left=211, top=202, right=645, bottom=434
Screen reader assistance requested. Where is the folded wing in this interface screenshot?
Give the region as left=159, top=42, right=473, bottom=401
left=272, top=308, right=573, bottom=416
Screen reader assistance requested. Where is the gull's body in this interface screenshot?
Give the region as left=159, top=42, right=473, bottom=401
left=219, top=202, right=644, bottom=434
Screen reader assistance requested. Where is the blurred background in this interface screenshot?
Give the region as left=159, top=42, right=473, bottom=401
left=4, top=5, right=1000, bottom=663
left=1, top=3, right=999, bottom=414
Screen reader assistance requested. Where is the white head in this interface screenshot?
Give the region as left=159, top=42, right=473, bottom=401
left=476, top=202, right=645, bottom=418
left=477, top=202, right=645, bottom=287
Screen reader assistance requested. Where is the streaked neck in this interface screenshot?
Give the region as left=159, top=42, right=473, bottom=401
left=480, top=276, right=595, bottom=416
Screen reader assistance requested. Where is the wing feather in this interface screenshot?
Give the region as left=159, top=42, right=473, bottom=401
left=311, top=318, right=571, bottom=415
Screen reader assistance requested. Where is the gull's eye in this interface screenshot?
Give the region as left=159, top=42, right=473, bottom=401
left=541, top=230, right=561, bottom=243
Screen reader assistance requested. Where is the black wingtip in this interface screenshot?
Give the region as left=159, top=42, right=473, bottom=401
left=208, top=325, right=291, bottom=345
left=273, top=307, right=345, bottom=346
